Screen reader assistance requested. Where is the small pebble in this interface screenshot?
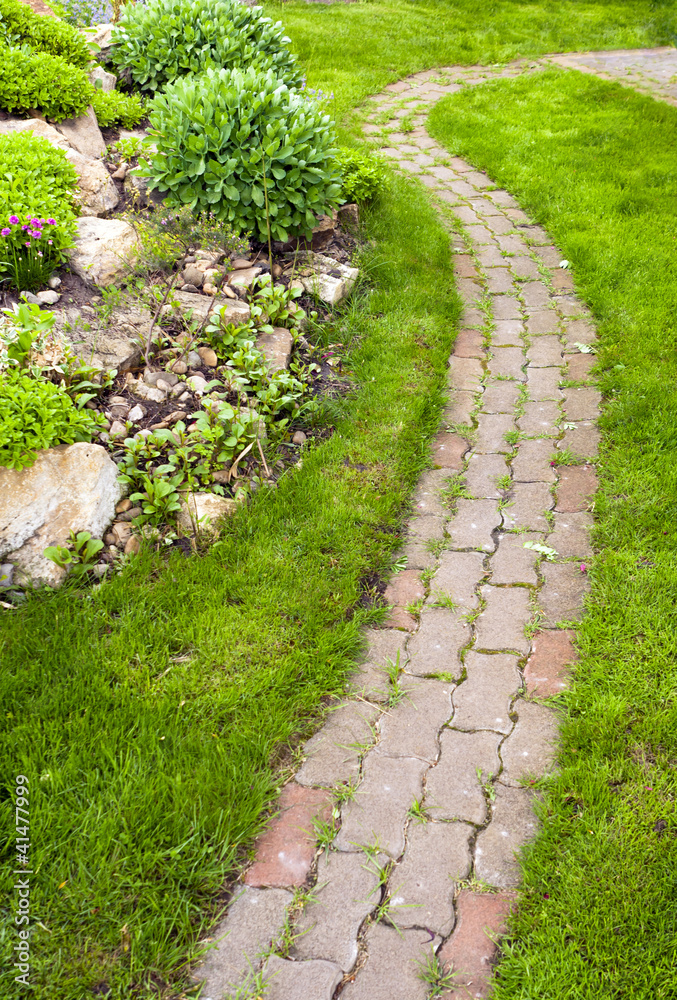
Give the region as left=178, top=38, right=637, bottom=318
left=124, top=536, right=141, bottom=556
left=187, top=350, right=201, bottom=366
left=168, top=359, right=187, bottom=374
left=36, top=289, right=60, bottom=305
left=167, top=410, right=186, bottom=424
left=202, top=282, right=218, bottom=296
left=116, top=498, right=132, bottom=514
left=20, top=291, right=40, bottom=305
left=47, top=275, right=62, bottom=289
left=222, top=285, right=237, bottom=299
left=109, top=419, right=127, bottom=438
left=92, top=564, right=108, bottom=579
left=111, top=161, right=128, bottom=180
left=181, top=284, right=200, bottom=293
left=272, top=263, right=283, bottom=279
left=155, top=378, right=172, bottom=392
left=150, top=421, right=168, bottom=430
left=231, top=257, right=252, bottom=269
left=128, top=404, right=145, bottom=422
left=136, top=428, right=153, bottom=439
left=292, top=430, right=307, bottom=445
left=116, top=506, right=142, bottom=522
left=197, top=346, right=218, bottom=367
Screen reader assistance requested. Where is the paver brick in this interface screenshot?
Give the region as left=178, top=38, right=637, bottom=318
left=524, top=629, right=577, bottom=697
left=511, top=439, right=557, bottom=483
left=489, top=190, right=518, bottom=209
left=444, top=390, right=476, bottom=425
left=425, top=729, right=501, bottom=824
left=438, top=890, right=516, bottom=999
left=430, top=550, right=486, bottom=609
left=563, top=387, right=602, bottom=421
left=449, top=499, right=501, bottom=551
left=519, top=281, right=551, bottom=309
left=452, top=650, right=521, bottom=733
left=466, top=224, right=495, bottom=244
left=533, top=245, right=562, bottom=267
left=492, top=319, right=524, bottom=346
left=335, top=753, right=428, bottom=858
left=500, top=700, right=559, bottom=786
left=340, top=924, right=441, bottom=1000
left=453, top=204, right=482, bottom=225
left=511, top=256, right=541, bottom=280
left=518, top=400, right=560, bottom=436
left=464, top=452, right=509, bottom=499
left=378, top=676, right=453, bottom=762
left=555, top=293, right=587, bottom=317
left=481, top=378, right=521, bottom=413
left=527, top=335, right=564, bottom=368
left=526, top=366, right=563, bottom=401
left=389, top=821, right=472, bottom=935
left=474, top=784, right=538, bottom=889
left=494, top=234, right=524, bottom=254
left=413, top=468, right=452, bottom=517
left=385, top=569, right=425, bottom=614
left=296, top=701, right=381, bottom=788
left=409, top=514, right=446, bottom=545
left=565, top=352, right=596, bottom=381
left=551, top=268, right=574, bottom=291
left=453, top=328, right=485, bottom=358
left=492, top=295, right=521, bottom=320
left=449, top=179, right=479, bottom=198
left=448, top=357, right=483, bottom=392
left=398, top=536, right=437, bottom=573
left=502, top=482, right=553, bottom=533
left=490, top=531, right=542, bottom=586
left=195, top=886, right=292, bottom=997
left=261, top=955, right=342, bottom=1000
left=525, top=310, right=559, bottom=336
left=244, top=784, right=332, bottom=888
left=559, top=421, right=601, bottom=458
left=432, top=431, right=469, bottom=469
left=462, top=307, right=487, bottom=328
left=474, top=412, right=516, bottom=454
left=485, top=269, right=515, bottom=294
left=474, top=585, right=532, bottom=654
left=546, top=511, right=594, bottom=558
left=457, top=277, right=483, bottom=306
left=538, top=562, right=591, bottom=626
left=470, top=197, right=502, bottom=216
left=563, top=318, right=596, bottom=347
left=406, top=608, right=469, bottom=678
left=555, top=465, right=598, bottom=512
left=476, top=245, right=506, bottom=268
left=488, top=346, right=526, bottom=380
left=293, top=849, right=383, bottom=971
left=484, top=214, right=514, bottom=235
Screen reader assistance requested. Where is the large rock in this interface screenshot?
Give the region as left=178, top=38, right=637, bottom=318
left=89, top=66, right=117, bottom=93
left=54, top=106, right=106, bottom=159
left=162, top=290, right=251, bottom=326
left=0, top=117, right=117, bottom=216
left=82, top=23, right=115, bottom=56
left=0, top=443, right=121, bottom=587
left=298, top=253, right=359, bottom=306
left=257, top=326, right=293, bottom=372
left=177, top=493, right=238, bottom=538
left=68, top=217, right=139, bottom=286
left=54, top=301, right=151, bottom=372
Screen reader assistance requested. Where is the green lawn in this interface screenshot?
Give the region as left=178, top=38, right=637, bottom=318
left=429, top=68, right=677, bottom=998
left=3, top=0, right=677, bottom=997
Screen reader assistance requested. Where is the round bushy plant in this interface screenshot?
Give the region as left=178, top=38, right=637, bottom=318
left=335, top=147, right=387, bottom=204
left=0, top=43, right=93, bottom=121
left=0, top=0, right=90, bottom=66
left=109, top=0, right=301, bottom=92
left=141, top=67, right=341, bottom=242
left=0, top=133, right=78, bottom=289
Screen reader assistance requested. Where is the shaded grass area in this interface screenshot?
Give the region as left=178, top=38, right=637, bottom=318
left=429, top=69, right=677, bottom=998
left=272, top=0, right=677, bottom=119
left=0, top=178, right=459, bottom=998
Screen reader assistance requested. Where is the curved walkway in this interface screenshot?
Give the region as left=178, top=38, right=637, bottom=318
left=194, top=49, right=675, bottom=1000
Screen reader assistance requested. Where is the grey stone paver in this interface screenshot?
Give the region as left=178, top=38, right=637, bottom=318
left=261, top=955, right=343, bottom=1000
left=563, top=387, right=602, bottom=421
left=340, top=924, right=441, bottom=1000
left=488, top=346, right=526, bottom=380
left=474, top=785, right=538, bottom=889
left=464, top=452, right=509, bottom=499
left=546, top=511, right=594, bottom=559
left=293, top=850, right=383, bottom=971
left=481, top=378, right=521, bottom=412
left=430, top=550, right=486, bottom=608
left=448, top=498, right=501, bottom=551
left=502, top=481, right=553, bottom=533
left=451, top=651, right=521, bottom=734
left=335, top=752, right=428, bottom=857
left=389, top=820, right=473, bottom=935
left=526, top=366, right=563, bottom=401
left=489, top=532, right=542, bottom=586
left=425, top=729, right=501, bottom=824
left=500, top=700, right=559, bottom=786
left=413, top=468, right=452, bottom=516
left=377, top=677, right=453, bottom=762
left=474, top=585, right=532, bottom=654
left=406, top=608, right=469, bottom=677
left=195, top=886, right=292, bottom=997
left=518, top=400, right=560, bottom=436
left=474, top=412, right=516, bottom=454
left=511, top=439, right=557, bottom=483
left=538, top=562, right=591, bottom=625
left=296, top=701, right=381, bottom=788
left=558, top=421, right=601, bottom=458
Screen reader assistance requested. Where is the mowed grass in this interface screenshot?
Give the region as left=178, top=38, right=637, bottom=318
left=0, top=180, right=459, bottom=998
left=429, top=70, right=677, bottom=997
left=272, top=0, right=677, bottom=120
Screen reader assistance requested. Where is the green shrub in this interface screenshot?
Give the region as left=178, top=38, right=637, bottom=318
left=142, top=67, right=341, bottom=242
left=0, top=0, right=90, bottom=66
left=109, top=0, right=301, bottom=92
left=0, top=370, right=103, bottom=469
left=90, top=89, right=146, bottom=128
left=0, top=133, right=78, bottom=289
left=0, top=43, right=92, bottom=120
left=335, top=147, right=387, bottom=203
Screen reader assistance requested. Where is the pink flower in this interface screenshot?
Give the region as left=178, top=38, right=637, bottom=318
left=47, top=218, right=56, bottom=225
left=8, top=215, right=19, bottom=225
left=24, top=241, right=30, bottom=247
left=47, top=239, right=53, bottom=245
left=31, top=230, right=42, bottom=239
left=580, top=563, right=587, bottom=573
left=0, top=227, right=10, bottom=236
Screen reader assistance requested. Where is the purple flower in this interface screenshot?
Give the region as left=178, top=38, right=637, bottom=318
left=24, top=241, right=30, bottom=247
left=47, top=239, right=53, bottom=245
left=8, top=215, right=19, bottom=225
left=1, top=228, right=10, bottom=236
left=21, top=225, right=28, bottom=231
left=47, top=218, right=56, bottom=225
left=31, top=230, right=42, bottom=239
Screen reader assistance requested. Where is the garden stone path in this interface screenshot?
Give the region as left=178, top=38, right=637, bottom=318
left=194, top=49, right=676, bottom=1000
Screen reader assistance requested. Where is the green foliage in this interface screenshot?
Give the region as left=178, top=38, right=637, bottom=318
left=44, top=531, right=105, bottom=581
left=0, top=133, right=78, bottom=288
left=0, top=0, right=90, bottom=66
left=131, top=206, right=249, bottom=275
left=249, top=275, right=306, bottom=332
left=130, top=474, right=184, bottom=524
left=0, top=302, right=56, bottom=369
left=0, top=370, right=103, bottom=469
left=114, top=134, right=143, bottom=161
left=143, top=66, right=341, bottom=242
left=90, top=88, right=146, bottom=128
left=0, top=43, right=93, bottom=121
left=335, top=147, right=387, bottom=204
left=109, top=0, right=301, bottom=93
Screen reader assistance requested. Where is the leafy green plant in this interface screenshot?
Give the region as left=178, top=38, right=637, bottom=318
left=335, top=147, right=387, bottom=204
left=130, top=474, right=184, bottom=524
left=0, top=370, right=103, bottom=469
left=416, top=949, right=456, bottom=997
left=44, top=530, right=104, bottom=580
left=250, top=275, right=306, bottom=332
left=131, top=206, right=249, bottom=276
left=90, top=88, right=146, bottom=128
left=142, top=66, right=341, bottom=242
left=0, top=135, right=78, bottom=283
left=0, top=43, right=93, bottom=120
left=0, top=302, right=56, bottom=369
left=114, top=135, right=143, bottom=161
left=0, top=0, right=90, bottom=65
left=109, top=0, right=301, bottom=92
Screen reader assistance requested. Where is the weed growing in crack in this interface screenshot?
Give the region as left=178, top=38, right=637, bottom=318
left=552, top=447, right=585, bottom=466
left=428, top=591, right=458, bottom=610
left=524, top=610, right=546, bottom=640
left=504, top=429, right=521, bottom=446
left=407, top=797, right=430, bottom=824
left=416, top=949, right=456, bottom=997
left=497, top=473, right=512, bottom=491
